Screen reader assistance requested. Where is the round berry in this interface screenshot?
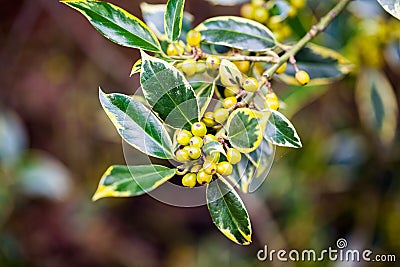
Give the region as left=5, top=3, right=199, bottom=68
left=214, top=108, right=229, bottom=124
left=206, top=55, right=221, bottom=70
left=275, top=62, right=287, bottom=74
left=182, top=173, right=197, bottom=188
left=191, top=122, right=207, bottom=137
left=203, top=134, right=218, bottom=144
left=222, top=96, right=237, bottom=109
left=187, top=146, right=201, bottom=160
left=217, top=161, right=233, bottom=176
left=203, top=161, right=217, bottom=175
left=234, top=61, right=250, bottom=73
left=240, top=3, right=254, bottom=19
left=175, top=149, right=190, bottom=162
left=186, top=30, right=202, bottom=47
left=243, top=77, right=259, bottom=92
left=226, top=148, right=241, bottom=164
left=224, top=86, right=240, bottom=98
left=252, top=8, right=269, bottom=23
left=167, top=43, right=184, bottom=56
left=176, top=129, right=192, bottom=145
left=181, top=59, right=197, bottom=77
left=202, top=112, right=216, bottom=127
left=189, top=136, right=204, bottom=148
left=295, top=70, right=310, bottom=85
left=197, top=169, right=213, bottom=184
left=290, top=0, right=306, bottom=9
left=264, top=92, right=279, bottom=110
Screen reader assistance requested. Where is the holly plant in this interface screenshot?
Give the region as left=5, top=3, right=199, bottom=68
left=62, top=0, right=356, bottom=245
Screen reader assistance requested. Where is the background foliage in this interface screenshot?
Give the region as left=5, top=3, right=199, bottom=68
left=0, top=0, right=399, bottom=266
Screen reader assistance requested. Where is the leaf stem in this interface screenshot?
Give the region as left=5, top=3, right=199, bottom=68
left=263, top=0, right=351, bottom=78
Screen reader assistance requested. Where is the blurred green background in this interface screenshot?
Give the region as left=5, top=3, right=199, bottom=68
left=0, top=0, right=399, bottom=266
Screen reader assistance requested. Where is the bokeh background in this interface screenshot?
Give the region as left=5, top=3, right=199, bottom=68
left=0, top=0, right=399, bottom=266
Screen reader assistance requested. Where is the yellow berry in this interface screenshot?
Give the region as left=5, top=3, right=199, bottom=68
left=181, top=59, right=197, bottom=77
left=240, top=3, right=254, bottom=19
left=191, top=122, right=207, bottom=137
left=243, top=77, right=259, bottom=92
left=206, top=55, right=221, bottom=70
left=190, top=136, right=204, bottom=148
left=167, top=43, right=184, bottom=56
left=226, top=148, right=241, bottom=164
left=203, top=161, right=217, bottom=175
left=186, top=30, right=202, bottom=47
left=275, top=62, right=287, bottom=74
left=224, top=86, right=240, bottom=97
left=288, top=7, right=297, bottom=17
left=182, top=173, right=197, bottom=188
left=197, top=169, right=213, bottom=184
left=264, top=92, right=280, bottom=110
left=176, top=129, right=192, bottom=145
left=202, top=112, right=216, bottom=127
left=252, top=8, right=269, bottom=24
left=203, top=134, right=218, bottom=144
left=214, top=108, right=229, bottom=124
left=290, top=0, right=306, bottom=9
left=175, top=149, right=190, bottom=162
left=187, top=146, right=202, bottom=159
left=234, top=61, right=250, bottom=73
left=217, top=161, right=233, bottom=176
left=295, top=70, right=310, bottom=85
left=222, top=96, right=237, bottom=109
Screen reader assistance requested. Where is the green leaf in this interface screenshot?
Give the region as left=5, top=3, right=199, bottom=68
left=99, top=89, right=174, bottom=159
left=140, top=51, right=199, bottom=130
left=202, top=141, right=227, bottom=156
left=206, top=178, right=252, bottom=245
left=62, top=0, right=161, bottom=52
left=165, top=0, right=185, bottom=42
left=196, top=82, right=216, bottom=117
left=195, top=16, right=276, bottom=52
left=130, top=59, right=142, bottom=76
left=355, top=68, right=398, bottom=146
left=377, top=0, right=400, bottom=20
left=205, top=0, right=249, bottom=6
left=92, top=165, right=177, bottom=201
left=265, top=110, right=302, bottom=148
left=275, top=43, right=353, bottom=85
left=140, top=3, right=193, bottom=41
left=226, top=108, right=269, bottom=153
left=230, top=139, right=275, bottom=193
left=219, top=59, right=243, bottom=87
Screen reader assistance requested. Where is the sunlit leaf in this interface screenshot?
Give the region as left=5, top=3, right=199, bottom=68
left=219, top=59, right=243, bottom=87
left=130, top=59, right=142, bottom=76
left=99, top=89, right=174, bottom=159
left=140, top=51, right=199, bottom=130
left=93, top=165, right=177, bottom=201
left=195, top=16, right=276, bottom=52
left=62, top=0, right=161, bottom=52
left=196, top=82, right=216, bottom=118
left=377, top=0, right=400, bottom=20
left=356, top=68, right=398, bottom=146
left=265, top=110, right=302, bottom=148
left=140, top=3, right=194, bottom=41
left=206, top=178, right=252, bottom=245
left=165, top=0, right=185, bottom=42
left=202, top=141, right=227, bottom=156
left=226, top=108, right=269, bottom=153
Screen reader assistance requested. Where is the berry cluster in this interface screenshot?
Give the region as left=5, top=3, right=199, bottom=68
left=240, top=0, right=307, bottom=41
left=175, top=123, right=242, bottom=188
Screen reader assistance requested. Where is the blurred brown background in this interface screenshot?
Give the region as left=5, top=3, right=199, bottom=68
left=0, top=0, right=399, bottom=266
